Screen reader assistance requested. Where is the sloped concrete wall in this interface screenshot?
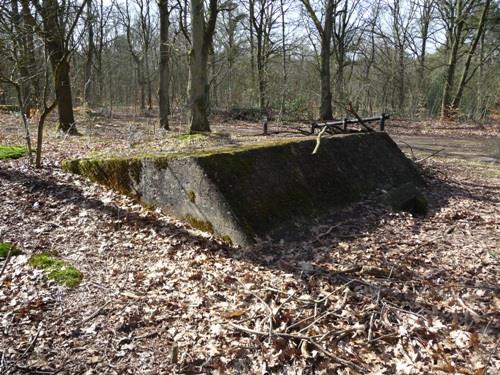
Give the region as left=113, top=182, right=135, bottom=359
left=62, top=133, right=422, bottom=246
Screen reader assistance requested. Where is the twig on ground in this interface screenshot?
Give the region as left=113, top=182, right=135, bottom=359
left=368, top=284, right=382, bottom=341
left=400, top=141, right=416, bottom=160
left=229, top=321, right=366, bottom=372
left=77, top=300, right=111, bottom=325
left=308, top=339, right=367, bottom=373
left=314, top=280, right=355, bottom=304
left=457, top=295, right=485, bottom=322
left=274, top=291, right=296, bottom=317
left=0, top=248, right=13, bottom=280
left=3, top=323, right=44, bottom=374
left=237, top=281, right=274, bottom=339
left=416, top=149, right=444, bottom=163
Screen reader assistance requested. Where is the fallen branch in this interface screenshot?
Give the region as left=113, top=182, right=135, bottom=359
left=399, top=141, right=416, bottom=160
left=344, top=102, right=374, bottom=133
left=229, top=322, right=315, bottom=341
left=312, top=125, right=327, bottom=154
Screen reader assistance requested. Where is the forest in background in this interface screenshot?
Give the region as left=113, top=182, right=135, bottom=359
left=0, top=0, right=499, bottom=137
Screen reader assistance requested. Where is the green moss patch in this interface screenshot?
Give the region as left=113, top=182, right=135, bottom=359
left=184, top=215, right=214, bottom=233
left=187, top=190, right=196, bottom=203
left=0, top=242, right=22, bottom=257
left=29, top=253, right=83, bottom=288
left=221, top=235, right=233, bottom=246
left=62, top=157, right=142, bottom=195
left=0, top=145, right=26, bottom=160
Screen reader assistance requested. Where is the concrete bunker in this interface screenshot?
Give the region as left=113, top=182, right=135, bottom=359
left=62, top=132, right=423, bottom=246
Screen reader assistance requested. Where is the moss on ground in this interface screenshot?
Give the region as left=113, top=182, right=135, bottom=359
left=29, top=253, right=83, bottom=288
left=0, top=242, right=22, bottom=257
left=176, top=132, right=210, bottom=141
left=0, top=145, right=26, bottom=160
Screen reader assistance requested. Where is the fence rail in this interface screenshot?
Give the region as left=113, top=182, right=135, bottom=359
left=311, top=113, right=389, bottom=134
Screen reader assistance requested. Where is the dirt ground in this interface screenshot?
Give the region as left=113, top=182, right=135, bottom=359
left=0, top=111, right=499, bottom=374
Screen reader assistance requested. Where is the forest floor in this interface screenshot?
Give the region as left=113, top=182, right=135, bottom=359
left=0, top=110, right=499, bottom=374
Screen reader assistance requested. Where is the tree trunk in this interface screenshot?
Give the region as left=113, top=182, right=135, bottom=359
left=210, top=46, right=218, bottom=109
left=54, top=59, right=77, bottom=133
left=12, top=0, right=34, bottom=115
left=279, top=0, right=287, bottom=122
left=249, top=0, right=256, bottom=100
left=440, top=0, right=464, bottom=119
left=158, top=0, right=170, bottom=130
left=451, top=0, right=490, bottom=110
left=397, top=47, right=405, bottom=111
left=84, top=0, right=94, bottom=107
left=319, top=43, right=333, bottom=120
left=41, top=0, right=77, bottom=134
left=301, top=0, right=335, bottom=120
left=256, top=32, right=267, bottom=116
left=138, top=61, right=145, bottom=111
left=20, top=0, right=40, bottom=112
left=417, top=0, right=432, bottom=115
left=145, top=55, right=152, bottom=111
left=189, top=0, right=211, bottom=132
left=319, top=7, right=333, bottom=121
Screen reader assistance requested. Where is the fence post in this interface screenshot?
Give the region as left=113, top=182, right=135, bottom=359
left=380, top=113, right=386, bottom=131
